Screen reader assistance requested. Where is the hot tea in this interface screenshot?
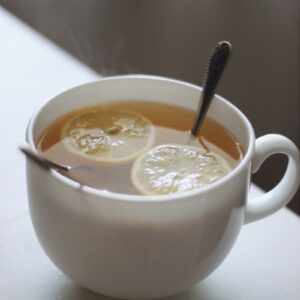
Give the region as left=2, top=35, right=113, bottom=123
left=37, top=100, right=244, bottom=195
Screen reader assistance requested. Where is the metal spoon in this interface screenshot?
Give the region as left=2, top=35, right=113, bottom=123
left=19, top=144, right=88, bottom=185
left=20, top=144, right=70, bottom=172
left=191, top=41, right=232, bottom=137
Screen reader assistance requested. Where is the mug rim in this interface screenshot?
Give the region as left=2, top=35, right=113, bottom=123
left=27, top=74, right=255, bottom=203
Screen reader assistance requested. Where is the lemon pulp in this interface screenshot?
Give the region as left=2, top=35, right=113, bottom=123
left=131, top=144, right=232, bottom=195
left=62, top=109, right=155, bottom=162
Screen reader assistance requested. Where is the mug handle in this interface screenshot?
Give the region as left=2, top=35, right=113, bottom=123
left=245, top=134, right=300, bottom=224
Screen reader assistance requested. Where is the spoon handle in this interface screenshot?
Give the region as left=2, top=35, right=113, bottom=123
left=191, top=41, right=232, bottom=137
left=19, top=144, right=70, bottom=172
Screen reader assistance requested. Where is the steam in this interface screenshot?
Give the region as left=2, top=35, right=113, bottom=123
left=35, top=1, right=139, bottom=75
left=36, top=1, right=92, bottom=66
left=99, top=37, right=140, bottom=75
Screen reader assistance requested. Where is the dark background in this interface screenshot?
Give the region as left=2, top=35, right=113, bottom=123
left=2, top=0, right=299, bottom=214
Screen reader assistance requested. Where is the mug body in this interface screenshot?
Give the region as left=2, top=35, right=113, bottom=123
left=26, top=75, right=254, bottom=299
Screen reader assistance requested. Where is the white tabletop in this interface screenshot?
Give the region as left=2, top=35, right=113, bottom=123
left=1, top=7, right=299, bottom=300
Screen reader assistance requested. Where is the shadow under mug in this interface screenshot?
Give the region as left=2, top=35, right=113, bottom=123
left=25, top=75, right=300, bottom=299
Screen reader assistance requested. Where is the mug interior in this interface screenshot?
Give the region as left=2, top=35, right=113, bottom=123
left=27, top=75, right=255, bottom=198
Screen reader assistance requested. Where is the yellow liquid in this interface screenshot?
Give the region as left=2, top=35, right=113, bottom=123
left=37, top=101, right=244, bottom=194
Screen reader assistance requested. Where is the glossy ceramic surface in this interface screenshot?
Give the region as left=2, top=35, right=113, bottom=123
left=26, top=76, right=300, bottom=299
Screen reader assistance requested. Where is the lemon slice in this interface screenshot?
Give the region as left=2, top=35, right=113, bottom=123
left=62, top=109, right=155, bottom=162
left=131, top=144, right=232, bottom=195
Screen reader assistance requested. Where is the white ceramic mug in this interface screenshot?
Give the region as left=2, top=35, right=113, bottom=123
left=25, top=75, right=300, bottom=299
